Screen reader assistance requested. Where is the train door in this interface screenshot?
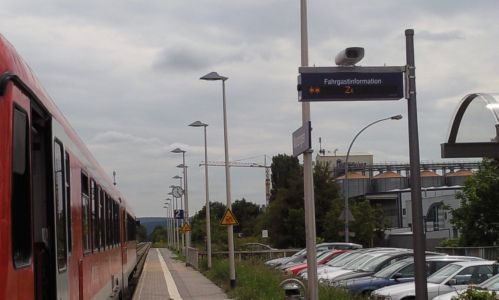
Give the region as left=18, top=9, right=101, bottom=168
left=31, top=100, right=69, bottom=300
left=30, top=99, right=55, bottom=300
left=52, top=130, right=70, bottom=300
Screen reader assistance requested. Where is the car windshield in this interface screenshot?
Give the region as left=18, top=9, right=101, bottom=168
left=428, top=264, right=461, bottom=284
left=345, top=253, right=378, bottom=270
left=357, top=254, right=396, bottom=272
left=481, top=274, right=499, bottom=291
left=317, top=251, right=332, bottom=260
left=374, top=259, right=413, bottom=278
left=326, top=252, right=358, bottom=267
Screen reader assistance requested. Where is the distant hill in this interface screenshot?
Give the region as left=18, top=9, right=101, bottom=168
left=138, top=217, right=167, bottom=237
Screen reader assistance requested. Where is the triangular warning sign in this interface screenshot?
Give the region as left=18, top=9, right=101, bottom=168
left=220, top=208, right=239, bottom=226
left=181, top=223, right=191, bottom=233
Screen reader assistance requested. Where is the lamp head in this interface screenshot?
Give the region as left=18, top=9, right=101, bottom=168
left=200, top=71, right=228, bottom=81
left=177, top=164, right=187, bottom=168
left=171, top=147, right=186, bottom=154
left=189, top=120, right=208, bottom=127
left=391, top=114, right=403, bottom=120
left=172, top=175, right=182, bottom=179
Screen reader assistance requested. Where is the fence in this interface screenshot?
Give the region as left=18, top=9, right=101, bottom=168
left=187, top=248, right=300, bottom=270
left=435, top=246, right=499, bottom=260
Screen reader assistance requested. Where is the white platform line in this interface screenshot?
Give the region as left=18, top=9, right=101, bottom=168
left=157, top=249, right=183, bottom=300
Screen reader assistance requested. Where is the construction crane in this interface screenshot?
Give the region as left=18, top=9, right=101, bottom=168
left=200, top=156, right=271, bottom=206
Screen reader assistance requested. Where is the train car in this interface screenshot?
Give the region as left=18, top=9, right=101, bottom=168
left=0, top=34, right=137, bottom=299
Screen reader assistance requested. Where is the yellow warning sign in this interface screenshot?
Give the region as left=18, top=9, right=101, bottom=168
left=220, top=208, right=239, bottom=226
left=180, top=223, right=191, bottom=233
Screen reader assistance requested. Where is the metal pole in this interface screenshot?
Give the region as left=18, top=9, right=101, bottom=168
left=344, top=117, right=395, bottom=242
left=405, top=28, right=428, bottom=300
left=221, top=79, right=236, bottom=288
left=203, top=125, right=212, bottom=268
left=175, top=195, right=180, bottom=252
left=183, top=152, right=190, bottom=250
left=300, top=1, right=318, bottom=299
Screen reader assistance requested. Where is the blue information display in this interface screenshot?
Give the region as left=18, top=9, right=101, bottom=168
left=298, top=67, right=405, bottom=102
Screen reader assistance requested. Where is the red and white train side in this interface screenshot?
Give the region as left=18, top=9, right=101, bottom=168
left=0, top=34, right=137, bottom=299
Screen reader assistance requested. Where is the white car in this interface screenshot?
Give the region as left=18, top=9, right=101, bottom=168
left=433, top=272, right=499, bottom=300
left=371, top=260, right=498, bottom=300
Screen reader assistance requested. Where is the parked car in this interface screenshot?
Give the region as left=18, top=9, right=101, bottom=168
left=300, top=248, right=401, bottom=280
left=284, top=249, right=348, bottom=276
left=371, top=260, right=498, bottom=300
left=318, top=249, right=413, bottom=283
left=433, top=272, right=499, bottom=300
left=275, top=242, right=362, bottom=270
left=339, top=255, right=483, bottom=295
left=264, top=248, right=305, bottom=268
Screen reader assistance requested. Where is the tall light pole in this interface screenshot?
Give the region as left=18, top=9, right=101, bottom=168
left=343, top=114, right=403, bottom=242
left=176, top=163, right=189, bottom=252
left=172, top=147, right=191, bottom=251
left=299, top=2, right=318, bottom=299
left=168, top=190, right=179, bottom=251
left=200, top=71, right=236, bottom=288
left=163, top=203, right=170, bottom=245
left=165, top=198, right=173, bottom=247
left=189, top=120, right=212, bottom=269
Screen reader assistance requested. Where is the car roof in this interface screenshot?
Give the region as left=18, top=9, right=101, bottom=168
left=448, top=260, right=497, bottom=267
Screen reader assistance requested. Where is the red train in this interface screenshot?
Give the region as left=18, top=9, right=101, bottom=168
left=0, top=34, right=137, bottom=299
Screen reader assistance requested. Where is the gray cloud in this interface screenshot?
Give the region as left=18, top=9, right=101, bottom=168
left=418, top=30, right=466, bottom=41
left=2, top=0, right=497, bottom=217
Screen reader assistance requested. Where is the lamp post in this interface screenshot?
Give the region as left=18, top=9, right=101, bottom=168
left=176, top=163, right=189, bottom=252
left=168, top=190, right=179, bottom=251
left=200, top=71, right=236, bottom=288
left=343, top=114, right=403, bottom=242
left=163, top=203, right=169, bottom=245
left=189, top=120, right=212, bottom=268
left=165, top=198, right=173, bottom=247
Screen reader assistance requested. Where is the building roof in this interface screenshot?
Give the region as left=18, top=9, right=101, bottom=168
left=420, top=170, right=441, bottom=177
left=446, top=169, right=474, bottom=177
left=373, top=171, right=403, bottom=179
left=336, top=172, right=369, bottom=179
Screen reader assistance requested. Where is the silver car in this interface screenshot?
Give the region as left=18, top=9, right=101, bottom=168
left=371, top=260, right=498, bottom=300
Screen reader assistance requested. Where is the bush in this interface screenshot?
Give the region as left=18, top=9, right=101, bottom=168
left=452, top=288, right=498, bottom=299
left=202, top=258, right=369, bottom=300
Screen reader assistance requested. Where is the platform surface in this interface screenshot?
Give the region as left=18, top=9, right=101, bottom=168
left=133, top=248, right=230, bottom=300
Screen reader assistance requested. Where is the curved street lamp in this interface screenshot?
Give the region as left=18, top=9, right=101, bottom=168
left=189, top=120, right=212, bottom=269
left=343, top=114, right=403, bottom=242
left=200, top=71, right=236, bottom=288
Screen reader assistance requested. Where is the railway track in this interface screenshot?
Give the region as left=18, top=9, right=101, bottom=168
left=127, top=242, right=151, bottom=299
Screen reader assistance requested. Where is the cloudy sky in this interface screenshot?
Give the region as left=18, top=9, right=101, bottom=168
left=2, top=0, right=499, bottom=217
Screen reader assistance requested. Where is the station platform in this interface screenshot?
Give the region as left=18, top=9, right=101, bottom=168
left=132, top=248, right=230, bottom=300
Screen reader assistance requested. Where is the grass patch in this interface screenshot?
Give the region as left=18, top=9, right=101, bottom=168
left=202, top=258, right=368, bottom=300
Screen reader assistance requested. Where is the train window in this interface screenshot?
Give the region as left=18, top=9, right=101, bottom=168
left=54, top=140, right=67, bottom=272
left=65, top=152, right=72, bottom=254
left=81, top=173, right=90, bottom=254
left=127, top=213, right=136, bottom=241
left=99, top=190, right=105, bottom=251
left=114, top=201, right=119, bottom=245
left=106, top=195, right=112, bottom=248
left=90, top=180, right=97, bottom=252
left=12, top=107, right=32, bottom=268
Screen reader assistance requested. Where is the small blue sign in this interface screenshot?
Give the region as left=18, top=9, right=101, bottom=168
left=174, top=209, right=184, bottom=219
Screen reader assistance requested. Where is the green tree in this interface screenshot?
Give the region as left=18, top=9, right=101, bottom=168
left=190, top=202, right=228, bottom=251
left=451, top=159, right=499, bottom=246
left=265, top=154, right=305, bottom=248
left=232, top=198, right=262, bottom=237
left=136, top=224, right=148, bottom=242
left=150, top=225, right=167, bottom=244
left=313, top=161, right=341, bottom=238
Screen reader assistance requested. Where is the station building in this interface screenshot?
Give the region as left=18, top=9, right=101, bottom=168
left=316, top=153, right=480, bottom=249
